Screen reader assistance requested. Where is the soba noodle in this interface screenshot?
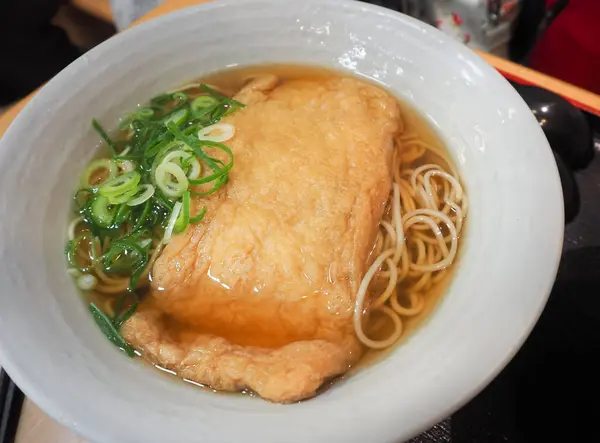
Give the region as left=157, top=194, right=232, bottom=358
left=353, top=128, right=468, bottom=350
left=67, top=216, right=163, bottom=296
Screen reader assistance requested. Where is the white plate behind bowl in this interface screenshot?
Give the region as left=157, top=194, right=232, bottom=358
left=0, top=1, right=563, bottom=442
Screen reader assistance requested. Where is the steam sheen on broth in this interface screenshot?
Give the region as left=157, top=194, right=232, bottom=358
left=65, top=65, right=467, bottom=402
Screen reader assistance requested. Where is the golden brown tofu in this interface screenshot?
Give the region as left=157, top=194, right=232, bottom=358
left=122, top=74, right=400, bottom=402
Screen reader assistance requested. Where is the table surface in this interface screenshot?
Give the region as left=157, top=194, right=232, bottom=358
left=72, top=0, right=113, bottom=23
left=2, top=1, right=600, bottom=442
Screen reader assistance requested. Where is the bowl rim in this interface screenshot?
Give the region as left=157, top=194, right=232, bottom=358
left=0, top=0, right=564, bottom=442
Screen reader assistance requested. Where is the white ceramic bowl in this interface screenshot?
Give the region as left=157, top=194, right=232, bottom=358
left=0, top=1, right=563, bottom=442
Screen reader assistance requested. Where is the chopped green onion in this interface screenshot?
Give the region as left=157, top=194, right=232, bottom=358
left=190, top=207, right=207, bottom=224
left=197, top=123, right=235, bottom=142
left=161, top=149, right=193, bottom=166
left=132, top=199, right=152, bottom=231
left=153, top=191, right=174, bottom=211
left=74, top=188, right=94, bottom=212
left=66, top=233, right=96, bottom=272
left=191, top=95, right=219, bottom=111
left=163, top=108, right=189, bottom=127
left=98, top=171, right=141, bottom=204
left=172, top=92, right=188, bottom=102
left=128, top=263, right=147, bottom=293
left=138, top=238, right=153, bottom=248
left=192, top=173, right=229, bottom=196
left=89, top=303, right=135, bottom=357
left=114, top=204, right=132, bottom=225
left=174, top=191, right=190, bottom=233
left=108, top=187, right=139, bottom=205
left=135, top=108, right=154, bottom=119
left=81, top=159, right=117, bottom=188
left=149, top=141, right=189, bottom=182
left=116, top=159, right=136, bottom=173
left=163, top=202, right=182, bottom=244
left=161, top=150, right=201, bottom=179
left=67, top=268, right=81, bottom=277
left=160, top=149, right=193, bottom=164
left=144, top=139, right=171, bottom=160
left=201, top=84, right=245, bottom=109
left=113, top=293, right=139, bottom=329
left=92, top=119, right=118, bottom=157
left=154, top=162, right=189, bottom=198
left=99, top=171, right=141, bottom=195
left=89, top=196, right=116, bottom=228
left=102, top=239, right=148, bottom=287
left=150, top=92, right=173, bottom=107
left=77, top=274, right=98, bottom=291
left=185, top=160, right=201, bottom=180
left=118, top=146, right=131, bottom=157
left=126, top=184, right=155, bottom=206
left=119, top=108, right=155, bottom=130
left=166, top=123, right=234, bottom=185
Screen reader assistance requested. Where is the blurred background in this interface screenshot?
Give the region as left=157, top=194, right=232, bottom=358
left=0, top=0, right=599, bottom=111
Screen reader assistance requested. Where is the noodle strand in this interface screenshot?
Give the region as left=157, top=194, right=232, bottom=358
left=353, top=119, right=466, bottom=350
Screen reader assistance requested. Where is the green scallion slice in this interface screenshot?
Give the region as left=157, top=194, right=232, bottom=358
left=89, top=303, right=135, bottom=357
left=154, top=162, right=189, bottom=198
left=113, top=204, right=132, bottom=226
left=81, top=159, right=117, bottom=188
left=113, top=293, right=140, bottom=329
left=174, top=191, right=190, bottom=233
left=163, top=108, right=189, bottom=127
left=98, top=171, right=141, bottom=197
left=162, top=201, right=182, bottom=244
left=92, top=119, right=118, bottom=157
left=88, top=196, right=116, bottom=228
left=66, top=233, right=96, bottom=272
left=126, top=184, right=155, bottom=206
left=191, top=95, right=219, bottom=112
left=189, top=206, right=207, bottom=224
left=132, top=199, right=152, bottom=231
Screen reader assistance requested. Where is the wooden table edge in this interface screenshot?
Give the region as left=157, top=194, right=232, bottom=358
left=72, top=0, right=114, bottom=24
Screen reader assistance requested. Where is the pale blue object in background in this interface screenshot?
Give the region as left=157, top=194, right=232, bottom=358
left=109, top=0, right=165, bottom=30
left=109, top=0, right=519, bottom=54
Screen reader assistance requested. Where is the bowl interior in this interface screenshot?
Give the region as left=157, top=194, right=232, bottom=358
left=0, top=1, right=563, bottom=442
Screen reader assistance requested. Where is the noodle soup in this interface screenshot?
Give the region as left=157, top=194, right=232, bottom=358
left=65, top=65, right=466, bottom=402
